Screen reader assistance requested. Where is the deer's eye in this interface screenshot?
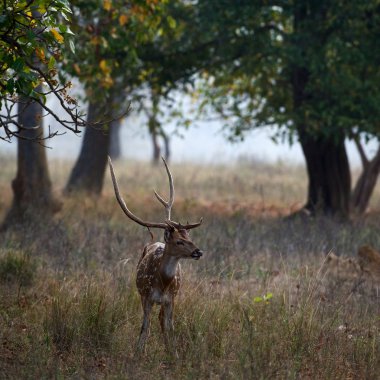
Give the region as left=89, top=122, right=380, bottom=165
left=176, top=240, right=185, bottom=246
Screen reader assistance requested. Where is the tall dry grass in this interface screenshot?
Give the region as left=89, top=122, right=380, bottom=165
left=0, top=157, right=379, bottom=379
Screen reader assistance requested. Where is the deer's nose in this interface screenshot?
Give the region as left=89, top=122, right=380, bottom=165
left=191, top=249, right=203, bottom=260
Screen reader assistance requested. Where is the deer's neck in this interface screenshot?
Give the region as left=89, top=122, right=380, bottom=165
left=159, top=245, right=180, bottom=282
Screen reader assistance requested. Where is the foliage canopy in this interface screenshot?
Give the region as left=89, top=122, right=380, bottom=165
left=0, top=0, right=85, bottom=141
left=188, top=1, right=380, bottom=143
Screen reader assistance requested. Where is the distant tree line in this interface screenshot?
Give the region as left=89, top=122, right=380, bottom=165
left=1, top=0, right=379, bottom=225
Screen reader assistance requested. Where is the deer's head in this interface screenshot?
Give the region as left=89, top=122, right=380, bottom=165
left=164, top=222, right=203, bottom=260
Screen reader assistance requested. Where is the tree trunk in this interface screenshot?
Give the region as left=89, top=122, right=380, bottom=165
left=109, top=118, right=122, bottom=160
left=299, top=134, right=351, bottom=218
left=151, top=129, right=161, bottom=165
left=291, top=2, right=351, bottom=218
left=351, top=146, right=380, bottom=214
left=161, top=130, right=171, bottom=162
left=65, top=100, right=110, bottom=194
left=3, top=97, right=61, bottom=226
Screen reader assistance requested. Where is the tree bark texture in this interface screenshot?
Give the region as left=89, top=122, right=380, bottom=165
left=65, top=100, right=110, bottom=194
left=151, top=129, right=161, bottom=165
left=109, top=118, right=122, bottom=160
left=299, top=134, right=351, bottom=217
left=351, top=147, right=380, bottom=214
left=5, top=97, right=60, bottom=224
left=161, top=130, right=170, bottom=162
left=291, top=65, right=352, bottom=217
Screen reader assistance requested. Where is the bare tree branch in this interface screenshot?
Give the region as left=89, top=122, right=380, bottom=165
left=352, top=133, right=369, bottom=169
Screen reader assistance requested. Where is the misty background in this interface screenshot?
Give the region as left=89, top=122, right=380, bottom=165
left=1, top=95, right=375, bottom=168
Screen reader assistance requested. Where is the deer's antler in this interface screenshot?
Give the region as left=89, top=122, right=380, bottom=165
left=108, top=156, right=203, bottom=231
left=153, top=157, right=202, bottom=229
left=166, top=219, right=203, bottom=231
left=154, top=157, right=174, bottom=220
left=108, top=156, right=167, bottom=229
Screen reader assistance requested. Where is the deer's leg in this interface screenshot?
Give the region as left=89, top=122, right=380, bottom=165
left=161, top=299, right=177, bottom=356
left=166, top=301, right=174, bottom=333
left=136, top=297, right=152, bottom=353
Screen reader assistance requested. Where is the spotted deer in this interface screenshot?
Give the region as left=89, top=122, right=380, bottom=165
left=108, top=157, right=203, bottom=353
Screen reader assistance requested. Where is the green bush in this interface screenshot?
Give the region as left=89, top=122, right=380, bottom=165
left=0, top=249, right=36, bottom=287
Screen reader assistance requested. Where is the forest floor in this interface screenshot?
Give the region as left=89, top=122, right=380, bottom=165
left=0, top=157, right=379, bottom=379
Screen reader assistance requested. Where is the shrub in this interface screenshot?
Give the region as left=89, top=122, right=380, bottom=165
left=0, top=249, right=36, bottom=287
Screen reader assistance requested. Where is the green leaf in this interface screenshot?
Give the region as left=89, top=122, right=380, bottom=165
left=0, top=14, right=8, bottom=26
left=264, top=292, right=273, bottom=301
left=58, top=24, right=67, bottom=33
left=65, top=27, right=75, bottom=36
left=167, top=16, right=176, bottom=29
left=6, top=78, right=15, bottom=94
left=11, top=58, right=25, bottom=72
left=48, top=56, right=56, bottom=70
left=60, top=11, right=70, bottom=21
left=69, top=39, right=75, bottom=54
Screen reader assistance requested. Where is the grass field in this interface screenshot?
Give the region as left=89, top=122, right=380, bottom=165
left=0, top=157, right=379, bottom=379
